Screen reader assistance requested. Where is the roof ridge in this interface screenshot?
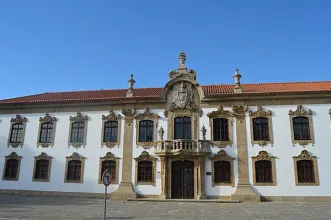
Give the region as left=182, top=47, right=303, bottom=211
left=45, top=86, right=164, bottom=94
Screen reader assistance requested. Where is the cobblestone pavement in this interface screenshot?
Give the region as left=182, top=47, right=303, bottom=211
left=1, top=195, right=331, bottom=220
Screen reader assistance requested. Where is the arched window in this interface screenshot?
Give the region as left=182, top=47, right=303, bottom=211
left=214, top=161, right=231, bottom=183
left=101, top=160, right=116, bottom=182
left=255, top=160, right=272, bottom=183
left=252, top=117, right=269, bottom=141
left=213, top=118, right=229, bottom=141
left=66, top=160, right=82, bottom=181
left=139, top=120, right=154, bottom=142
left=137, top=161, right=153, bottom=182
left=39, top=122, right=53, bottom=143
left=10, top=123, right=24, bottom=143
left=293, top=116, right=311, bottom=140
left=70, top=122, right=85, bottom=143
left=103, top=121, right=118, bottom=142
left=34, top=159, right=49, bottom=180
left=297, top=160, right=315, bottom=183
left=174, top=117, right=191, bottom=139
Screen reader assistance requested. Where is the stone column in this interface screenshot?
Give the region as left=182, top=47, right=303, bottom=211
left=197, top=156, right=207, bottom=200
left=110, top=109, right=137, bottom=200
left=159, top=156, right=168, bottom=199
left=231, top=105, right=260, bottom=203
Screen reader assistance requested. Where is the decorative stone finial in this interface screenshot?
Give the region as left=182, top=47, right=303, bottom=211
left=179, top=50, right=186, bottom=68
left=158, top=126, right=164, bottom=141
left=201, top=125, right=207, bottom=140
left=127, top=74, right=135, bottom=97
left=233, top=68, right=242, bottom=93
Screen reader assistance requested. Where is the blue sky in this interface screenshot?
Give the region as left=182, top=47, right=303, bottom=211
left=0, top=1, right=330, bottom=99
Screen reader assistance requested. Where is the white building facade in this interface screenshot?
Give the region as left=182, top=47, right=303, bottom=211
left=1, top=52, right=331, bottom=202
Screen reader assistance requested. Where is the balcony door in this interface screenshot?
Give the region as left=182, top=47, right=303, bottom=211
left=174, top=117, right=191, bottom=140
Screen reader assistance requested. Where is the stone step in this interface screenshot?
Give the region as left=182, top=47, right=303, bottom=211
left=127, top=198, right=241, bottom=203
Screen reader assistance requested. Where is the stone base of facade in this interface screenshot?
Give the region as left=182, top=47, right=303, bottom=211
left=261, top=196, right=331, bottom=202
left=231, top=183, right=260, bottom=203
left=0, top=189, right=105, bottom=198
left=109, top=181, right=137, bottom=200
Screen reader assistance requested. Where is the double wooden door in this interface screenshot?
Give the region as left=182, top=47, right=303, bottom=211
left=171, top=160, right=194, bottom=199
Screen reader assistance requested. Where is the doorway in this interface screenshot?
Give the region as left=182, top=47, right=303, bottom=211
left=171, top=160, right=194, bottom=199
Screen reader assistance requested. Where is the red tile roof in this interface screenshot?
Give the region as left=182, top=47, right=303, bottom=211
left=1, top=81, right=331, bottom=105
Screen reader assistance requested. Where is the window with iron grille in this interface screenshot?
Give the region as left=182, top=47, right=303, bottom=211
left=213, top=118, right=229, bottom=141
left=137, top=161, right=153, bottom=182
left=70, top=122, right=85, bottom=143
left=214, top=161, right=231, bottom=183
left=39, top=122, right=53, bottom=143
left=252, top=117, right=269, bottom=141
left=66, top=160, right=81, bottom=181
left=100, top=160, right=116, bottom=182
left=139, top=120, right=154, bottom=142
left=34, top=159, right=49, bottom=180
left=255, top=160, right=272, bottom=183
left=103, top=121, right=118, bottom=142
left=4, top=159, right=19, bottom=179
left=10, top=123, right=24, bottom=143
left=297, top=160, right=315, bottom=183
left=293, top=117, right=311, bottom=140
left=174, top=117, right=191, bottom=139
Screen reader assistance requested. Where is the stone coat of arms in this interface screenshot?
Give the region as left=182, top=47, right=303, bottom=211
left=172, top=82, right=193, bottom=109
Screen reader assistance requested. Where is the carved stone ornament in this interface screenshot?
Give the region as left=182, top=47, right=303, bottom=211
left=257, top=141, right=268, bottom=147
left=210, top=150, right=234, bottom=161
left=100, top=152, right=118, bottom=160
left=69, top=112, right=88, bottom=122
left=66, top=152, right=85, bottom=160
left=102, top=110, right=121, bottom=121
left=134, top=151, right=156, bottom=161
left=288, top=104, right=312, bottom=116
left=207, top=105, right=232, bottom=118
left=39, top=113, right=57, bottom=123
left=168, top=51, right=197, bottom=79
left=5, top=152, right=22, bottom=160
left=232, top=105, right=248, bottom=123
left=135, top=107, right=159, bottom=120
left=201, top=125, right=207, bottom=140
left=35, top=152, right=52, bottom=160
left=293, top=150, right=316, bottom=160
left=171, top=82, right=193, bottom=110
left=158, top=126, right=164, bottom=141
left=10, top=115, right=27, bottom=123
left=252, top=151, right=274, bottom=161
left=249, top=106, right=272, bottom=117
left=122, top=109, right=136, bottom=126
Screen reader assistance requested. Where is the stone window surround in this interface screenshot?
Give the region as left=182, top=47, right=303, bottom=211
left=251, top=151, right=277, bottom=186
left=288, top=104, right=315, bottom=146
left=37, top=113, right=57, bottom=148
left=207, top=105, right=233, bottom=148
left=98, top=152, right=120, bottom=184
left=134, top=151, right=157, bottom=186
left=32, top=152, right=53, bottom=182
left=293, top=150, right=319, bottom=186
left=134, top=107, right=159, bottom=149
left=68, top=112, right=89, bottom=149
left=64, top=152, right=86, bottom=183
left=248, top=106, right=274, bottom=147
left=101, top=110, right=122, bottom=148
left=2, top=152, right=22, bottom=181
left=210, top=150, right=235, bottom=187
left=7, top=114, right=28, bottom=148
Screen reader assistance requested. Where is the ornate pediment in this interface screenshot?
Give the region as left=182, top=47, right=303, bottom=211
left=66, top=152, right=85, bottom=160
left=210, top=150, right=234, bottom=161
left=102, top=110, right=121, bottom=121
left=39, top=113, right=57, bottom=123
left=35, top=152, right=52, bottom=160
left=70, top=112, right=88, bottom=122
left=134, top=151, right=156, bottom=161
left=122, top=109, right=135, bottom=125
left=5, top=152, right=22, bottom=159
left=293, top=150, right=315, bottom=160
left=100, top=152, right=118, bottom=160
left=11, top=115, right=27, bottom=123
left=249, top=106, right=272, bottom=117
left=207, top=105, right=232, bottom=118
left=135, top=107, right=159, bottom=120
left=252, top=151, right=274, bottom=161
left=232, top=105, right=248, bottom=123
left=289, top=105, right=312, bottom=116
left=168, top=51, right=196, bottom=80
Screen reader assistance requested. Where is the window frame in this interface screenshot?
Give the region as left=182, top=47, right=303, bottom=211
left=210, top=150, right=235, bottom=187
left=288, top=105, right=315, bottom=146
left=134, top=151, right=156, bottom=186
left=251, top=151, right=277, bottom=186
left=32, top=152, right=52, bottom=182
left=249, top=106, right=274, bottom=146
left=293, top=150, right=319, bottom=186
left=64, top=152, right=85, bottom=183
left=98, top=152, right=120, bottom=184
left=7, top=115, right=27, bottom=148
left=135, top=108, right=159, bottom=149
left=174, top=116, right=192, bottom=140
left=37, top=113, right=57, bottom=148
left=68, top=112, right=88, bottom=148
left=2, top=152, right=22, bottom=181
left=207, top=105, right=233, bottom=147
left=101, top=110, right=121, bottom=148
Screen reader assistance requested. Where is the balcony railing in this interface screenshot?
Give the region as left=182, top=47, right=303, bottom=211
left=155, top=139, right=212, bottom=154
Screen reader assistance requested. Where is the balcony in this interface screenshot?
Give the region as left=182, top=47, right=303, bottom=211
left=155, top=139, right=212, bottom=156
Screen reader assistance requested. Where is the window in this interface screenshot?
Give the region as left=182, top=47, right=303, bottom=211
left=8, top=115, right=27, bottom=148
left=214, top=161, right=231, bottom=183
left=37, top=113, right=57, bottom=147
left=134, top=151, right=156, bottom=186
left=293, top=150, right=319, bottom=186
left=103, top=121, right=118, bottom=142
left=213, top=118, right=229, bottom=141
left=2, top=152, right=22, bottom=181
left=33, top=152, right=52, bottom=182
left=65, top=152, right=85, bottom=183
left=68, top=112, right=88, bottom=148
left=252, top=151, right=277, bottom=186
left=174, top=117, right=191, bottom=139
left=210, top=150, right=234, bottom=187
left=139, top=120, right=154, bottom=142
left=207, top=105, right=233, bottom=147
left=101, top=111, right=121, bottom=148
left=293, top=117, right=310, bottom=140
left=249, top=106, right=273, bottom=146
left=39, top=123, right=53, bottom=143
left=98, top=152, right=119, bottom=184
left=289, top=105, right=314, bottom=146
left=100, top=160, right=116, bottom=182
left=70, top=122, right=85, bottom=143
left=252, top=117, right=269, bottom=141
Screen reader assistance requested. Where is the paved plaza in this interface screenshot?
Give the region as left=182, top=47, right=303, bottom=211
left=0, top=195, right=331, bottom=220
